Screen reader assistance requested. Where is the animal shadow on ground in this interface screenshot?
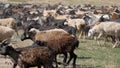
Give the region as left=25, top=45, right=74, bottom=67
left=58, top=64, right=101, bottom=68
left=78, top=56, right=91, bottom=59
left=58, top=56, right=93, bottom=68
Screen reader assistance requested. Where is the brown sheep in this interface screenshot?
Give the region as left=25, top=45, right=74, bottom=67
left=110, top=12, right=119, bottom=20
left=0, top=40, right=55, bottom=68
left=21, top=28, right=79, bottom=68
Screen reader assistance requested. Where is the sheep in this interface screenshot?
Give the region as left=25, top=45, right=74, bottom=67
left=88, top=21, right=120, bottom=47
left=110, top=12, right=120, bottom=20
left=53, top=14, right=70, bottom=20
left=0, top=18, right=18, bottom=35
left=24, top=28, right=70, bottom=42
left=0, top=26, right=15, bottom=42
left=21, top=28, right=79, bottom=68
left=0, top=39, right=55, bottom=68
left=43, top=10, right=56, bottom=17
left=0, top=18, right=15, bottom=28
left=64, top=18, right=87, bottom=39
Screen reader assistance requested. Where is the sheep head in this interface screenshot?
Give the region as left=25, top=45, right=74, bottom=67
left=29, top=28, right=39, bottom=34
left=0, top=39, right=10, bottom=55
left=88, top=29, right=96, bottom=38
left=21, top=28, right=39, bottom=41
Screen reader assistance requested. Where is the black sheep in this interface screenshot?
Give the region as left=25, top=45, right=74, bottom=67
left=0, top=40, right=55, bottom=68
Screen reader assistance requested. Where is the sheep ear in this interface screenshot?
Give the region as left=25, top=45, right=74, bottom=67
left=1, top=39, right=10, bottom=45
left=30, top=29, right=36, bottom=34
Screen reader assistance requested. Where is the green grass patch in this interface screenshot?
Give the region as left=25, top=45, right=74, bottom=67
left=74, top=38, right=120, bottom=68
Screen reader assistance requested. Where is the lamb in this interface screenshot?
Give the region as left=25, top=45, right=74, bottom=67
left=21, top=28, right=79, bottom=68
left=88, top=21, right=120, bottom=47
left=0, top=39, right=55, bottom=68
left=0, top=26, right=15, bottom=42
left=0, top=18, right=18, bottom=35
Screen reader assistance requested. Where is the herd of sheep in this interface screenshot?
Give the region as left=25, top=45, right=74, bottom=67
left=0, top=2, right=119, bottom=68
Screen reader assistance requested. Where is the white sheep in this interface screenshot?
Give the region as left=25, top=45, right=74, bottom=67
left=0, top=18, right=18, bottom=35
left=0, top=26, right=15, bottom=42
left=0, top=18, right=16, bottom=28
left=88, top=21, right=120, bottom=47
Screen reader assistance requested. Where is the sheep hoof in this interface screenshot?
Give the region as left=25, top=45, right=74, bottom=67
left=57, top=62, right=62, bottom=65
left=73, top=64, right=76, bottom=66
left=112, top=45, right=116, bottom=48
left=73, top=64, right=76, bottom=68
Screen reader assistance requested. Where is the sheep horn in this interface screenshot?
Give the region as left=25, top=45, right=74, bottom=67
left=1, top=39, right=10, bottom=45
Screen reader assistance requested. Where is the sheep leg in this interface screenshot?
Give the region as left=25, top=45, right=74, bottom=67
left=115, top=31, right=119, bottom=41
left=112, top=31, right=119, bottom=48
left=112, top=41, right=119, bottom=48
left=14, top=21, right=19, bottom=36
left=72, top=53, right=77, bottom=67
left=97, top=33, right=103, bottom=46
left=66, top=53, right=73, bottom=65
left=112, top=41, right=120, bottom=48
left=63, top=53, right=67, bottom=63
left=111, top=36, right=116, bottom=43
left=63, top=53, right=68, bottom=66
left=67, top=52, right=77, bottom=67
left=103, top=35, right=108, bottom=46
left=78, top=31, right=83, bottom=39
left=83, top=31, right=86, bottom=39
left=37, top=65, right=41, bottom=68
left=54, top=55, right=58, bottom=68
left=13, top=64, right=17, bottom=68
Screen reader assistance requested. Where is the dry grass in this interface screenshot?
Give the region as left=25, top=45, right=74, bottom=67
left=1, top=0, right=120, bottom=6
